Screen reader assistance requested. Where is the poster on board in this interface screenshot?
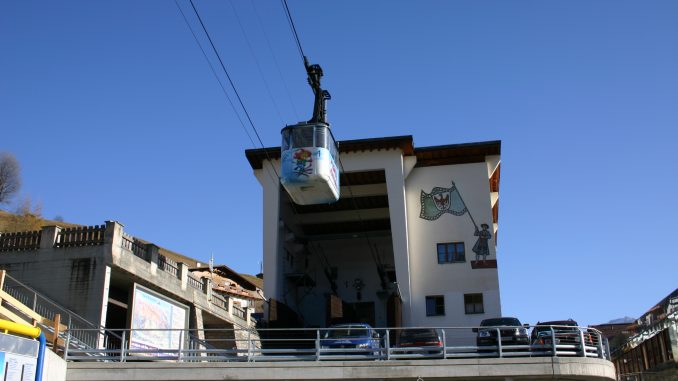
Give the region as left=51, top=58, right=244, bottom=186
left=129, top=284, right=189, bottom=356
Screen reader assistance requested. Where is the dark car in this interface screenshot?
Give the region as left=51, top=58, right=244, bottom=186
left=396, top=328, right=444, bottom=356
left=531, top=319, right=593, bottom=354
left=474, top=317, right=529, bottom=350
left=320, top=323, right=381, bottom=356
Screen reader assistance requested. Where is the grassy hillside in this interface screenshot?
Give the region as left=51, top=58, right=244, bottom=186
left=0, top=210, right=79, bottom=233
left=0, top=210, right=258, bottom=279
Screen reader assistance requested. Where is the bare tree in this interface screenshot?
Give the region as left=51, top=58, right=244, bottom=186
left=0, top=152, right=21, bottom=206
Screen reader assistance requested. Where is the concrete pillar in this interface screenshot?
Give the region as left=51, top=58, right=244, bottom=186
left=178, top=263, right=188, bottom=291
left=228, top=297, right=234, bottom=316
left=246, top=307, right=251, bottom=326
left=98, top=266, right=112, bottom=349
left=104, top=221, right=124, bottom=248
left=190, top=307, right=206, bottom=358
left=202, top=277, right=212, bottom=299
left=658, top=328, right=669, bottom=363
left=191, top=307, right=205, bottom=339
left=668, top=324, right=678, bottom=363
left=255, top=160, right=282, bottom=320
left=147, top=244, right=160, bottom=275
left=384, top=154, right=413, bottom=325
left=641, top=343, right=649, bottom=371
left=40, top=225, right=62, bottom=249
left=337, top=149, right=413, bottom=326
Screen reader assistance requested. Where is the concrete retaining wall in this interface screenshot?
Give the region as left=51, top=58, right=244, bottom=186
left=66, top=357, right=616, bottom=381
left=44, top=350, right=67, bottom=381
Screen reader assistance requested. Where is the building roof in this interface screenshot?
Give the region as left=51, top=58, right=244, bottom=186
left=240, top=273, right=264, bottom=290
left=414, top=140, right=501, bottom=167
left=191, top=264, right=259, bottom=291
left=245, top=135, right=500, bottom=170
left=638, top=287, right=678, bottom=324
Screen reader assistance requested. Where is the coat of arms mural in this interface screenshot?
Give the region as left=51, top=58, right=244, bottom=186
left=420, top=181, right=496, bottom=269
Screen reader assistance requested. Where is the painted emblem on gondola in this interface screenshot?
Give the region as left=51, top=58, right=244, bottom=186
left=292, top=148, right=313, bottom=177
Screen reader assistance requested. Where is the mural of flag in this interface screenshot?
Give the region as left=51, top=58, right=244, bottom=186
left=420, top=183, right=468, bottom=221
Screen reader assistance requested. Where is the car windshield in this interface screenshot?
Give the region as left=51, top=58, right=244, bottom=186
left=399, top=329, right=438, bottom=341
left=325, top=326, right=371, bottom=339
left=534, top=321, right=579, bottom=333
left=480, top=318, right=521, bottom=327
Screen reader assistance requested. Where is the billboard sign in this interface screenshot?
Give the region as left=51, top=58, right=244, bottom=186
left=129, top=284, right=189, bottom=356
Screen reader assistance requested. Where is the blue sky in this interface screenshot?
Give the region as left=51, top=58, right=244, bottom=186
left=1, top=1, right=676, bottom=327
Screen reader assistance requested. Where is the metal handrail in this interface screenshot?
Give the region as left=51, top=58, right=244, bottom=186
left=63, top=325, right=609, bottom=362
left=1, top=271, right=122, bottom=349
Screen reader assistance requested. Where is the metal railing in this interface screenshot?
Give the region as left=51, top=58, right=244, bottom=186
left=0, top=272, right=117, bottom=350
left=63, top=325, right=609, bottom=362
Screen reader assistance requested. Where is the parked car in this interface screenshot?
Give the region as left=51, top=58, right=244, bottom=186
left=320, top=323, right=381, bottom=356
left=396, top=328, right=444, bottom=356
left=473, top=317, right=529, bottom=350
left=531, top=319, right=593, bottom=354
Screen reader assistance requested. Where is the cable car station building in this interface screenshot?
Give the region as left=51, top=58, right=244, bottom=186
left=246, top=136, right=501, bottom=332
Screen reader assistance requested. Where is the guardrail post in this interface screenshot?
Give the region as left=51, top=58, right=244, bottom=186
left=52, top=314, right=61, bottom=351
left=121, top=330, right=126, bottom=362
left=148, top=244, right=159, bottom=275
left=579, top=328, right=586, bottom=357
left=63, top=330, right=71, bottom=360
left=550, top=327, right=557, bottom=356
left=315, top=329, right=320, bottom=361
left=178, top=263, right=188, bottom=290
left=384, top=329, right=390, bottom=360
left=202, top=277, right=212, bottom=299
left=177, top=330, right=184, bottom=362
left=442, top=329, right=447, bottom=359
left=597, top=332, right=604, bottom=359
left=496, top=328, right=502, bottom=357
left=247, top=329, right=252, bottom=362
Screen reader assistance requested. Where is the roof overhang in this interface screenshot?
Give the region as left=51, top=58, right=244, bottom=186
left=414, top=140, right=501, bottom=167
left=245, top=135, right=414, bottom=170
left=246, top=136, right=500, bottom=170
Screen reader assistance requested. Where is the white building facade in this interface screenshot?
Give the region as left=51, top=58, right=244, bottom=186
left=246, top=136, right=501, bottom=330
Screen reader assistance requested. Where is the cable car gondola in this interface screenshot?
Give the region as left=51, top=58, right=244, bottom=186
left=281, top=59, right=339, bottom=205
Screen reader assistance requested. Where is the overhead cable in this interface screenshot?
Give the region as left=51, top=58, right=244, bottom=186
left=173, top=0, right=257, bottom=150
left=187, top=0, right=280, bottom=179
left=280, top=0, right=306, bottom=63
left=228, top=0, right=286, bottom=125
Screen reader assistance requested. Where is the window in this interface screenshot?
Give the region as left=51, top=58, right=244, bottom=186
left=437, top=242, right=465, bottom=263
left=426, top=295, right=445, bottom=316
left=464, top=293, right=484, bottom=314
